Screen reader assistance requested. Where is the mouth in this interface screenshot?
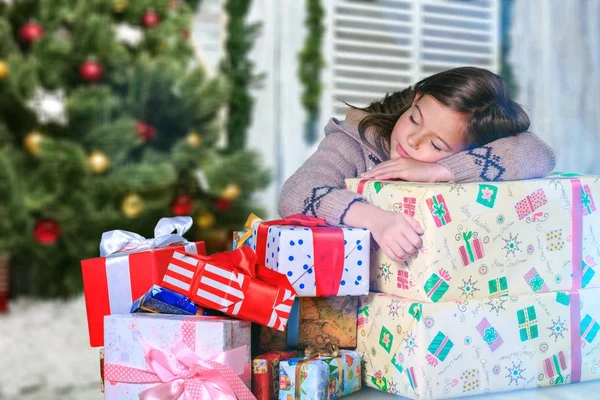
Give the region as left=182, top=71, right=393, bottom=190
left=396, top=142, right=411, bottom=159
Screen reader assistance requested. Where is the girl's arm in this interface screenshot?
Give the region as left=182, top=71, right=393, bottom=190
left=437, top=132, right=556, bottom=183
left=278, top=131, right=368, bottom=226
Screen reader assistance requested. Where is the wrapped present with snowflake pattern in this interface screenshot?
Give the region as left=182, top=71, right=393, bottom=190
left=358, top=287, right=600, bottom=399
left=346, top=173, right=600, bottom=302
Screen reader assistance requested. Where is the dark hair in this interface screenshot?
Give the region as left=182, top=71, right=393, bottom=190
left=350, top=67, right=530, bottom=152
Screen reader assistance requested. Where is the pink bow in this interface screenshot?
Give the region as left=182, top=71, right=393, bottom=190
left=104, top=341, right=254, bottom=400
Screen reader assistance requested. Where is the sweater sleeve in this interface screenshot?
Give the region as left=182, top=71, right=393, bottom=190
left=278, top=131, right=368, bottom=226
left=437, top=132, right=557, bottom=183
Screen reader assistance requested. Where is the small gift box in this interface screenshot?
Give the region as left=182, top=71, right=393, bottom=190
left=252, top=214, right=370, bottom=297
left=278, top=346, right=361, bottom=400
left=252, top=351, right=297, bottom=400
left=259, top=296, right=358, bottom=353
left=233, top=213, right=261, bottom=250
left=161, top=246, right=296, bottom=331
left=103, top=314, right=254, bottom=399
left=130, top=284, right=210, bottom=315
left=81, top=217, right=205, bottom=347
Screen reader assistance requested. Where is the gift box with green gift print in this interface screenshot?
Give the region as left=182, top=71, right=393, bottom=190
left=517, top=305, right=539, bottom=341
left=423, top=269, right=450, bottom=302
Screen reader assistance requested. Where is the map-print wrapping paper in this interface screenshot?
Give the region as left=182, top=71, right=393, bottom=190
left=358, top=289, right=600, bottom=399
left=345, top=174, right=600, bottom=302
left=250, top=215, right=370, bottom=297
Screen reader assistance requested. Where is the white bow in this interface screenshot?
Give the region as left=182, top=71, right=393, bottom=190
left=99, top=217, right=193, bottom=257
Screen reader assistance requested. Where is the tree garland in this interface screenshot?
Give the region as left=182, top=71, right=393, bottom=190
left=220, top=0, right=262, bottom=153
left=298, top=0, right=325, bottom=145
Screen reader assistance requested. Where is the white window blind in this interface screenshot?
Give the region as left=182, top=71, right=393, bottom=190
left=323, top=0, right=500, bottom=120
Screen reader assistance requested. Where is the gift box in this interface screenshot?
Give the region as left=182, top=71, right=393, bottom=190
left=251, top=214, right=370, bottom=297
left=252, top=351, right=298, bottom=400
left=81, top=217, right=206, bottom=347
left=259, top=296, right=359, bottom=353
left=345, top=173, right=600, bottom=302
left=358, top=287, right=600, bottom=399
left=161, top=246, right=296, bottom=331
left=279, top=349, right=361, bottom=399
left=103, top=313, right=254, bottom=399
left=130, top=284, right=210, bottom=315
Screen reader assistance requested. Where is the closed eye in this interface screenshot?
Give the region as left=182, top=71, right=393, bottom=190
left=409, top=115, right=418, bottom=125
left=430, top=140, right=442, bottom=151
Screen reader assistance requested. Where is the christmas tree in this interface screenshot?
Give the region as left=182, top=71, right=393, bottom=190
left=0, top=0, right=270, bottom=297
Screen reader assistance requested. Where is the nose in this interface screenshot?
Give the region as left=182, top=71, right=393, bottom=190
left=407, top=133, right=419, bottom=149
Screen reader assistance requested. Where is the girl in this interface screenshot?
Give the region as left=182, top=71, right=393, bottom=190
left=278, top=67, right=556, bottom=263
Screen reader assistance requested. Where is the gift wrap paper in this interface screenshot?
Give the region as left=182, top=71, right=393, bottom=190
left=345, top=174, right=600, bottom=302
left=103, top=314, right=251, bottom=398
left=130, top=284, right=202, bottom=315
left=252, top=351, right=298, bottom=400
left=260, top=297, right=359, bottom=353
left=279, top=350, right=362, bottom=399
left=252, top=221, right=370, bottom=297
left=358, top=290, right=600, bottom=399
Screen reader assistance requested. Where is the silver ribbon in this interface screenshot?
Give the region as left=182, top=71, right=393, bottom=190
left=99, top=216, right=194, bottom=257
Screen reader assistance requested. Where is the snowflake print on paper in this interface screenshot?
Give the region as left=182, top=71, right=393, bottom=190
left=502, top=233, right=522, bottom=256
left=487, top=296, right=508, bottom=316
left=505, top=362, right=526, bottom=386
left=547, top=317, right=568, bottom=342
left=378, top=263, right=393, bottom=283
left=388, top=299, right=401, bottom=319
left=458, top=276, right=480, bottom=300
left=404, top=330, right=418, bottom=356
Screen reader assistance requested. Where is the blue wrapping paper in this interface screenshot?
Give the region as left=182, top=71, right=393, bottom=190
left=278, top=350, right=361, bottom=400
left=130, top=285, right=202, bottom=315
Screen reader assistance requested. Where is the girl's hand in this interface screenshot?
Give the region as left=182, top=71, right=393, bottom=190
left=369, top=209, right=424, bottom=262
left=361, top=158, right=452, bottom=183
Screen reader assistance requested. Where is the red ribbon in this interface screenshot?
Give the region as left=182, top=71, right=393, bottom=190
left=255, top=214, right=346, bottom=297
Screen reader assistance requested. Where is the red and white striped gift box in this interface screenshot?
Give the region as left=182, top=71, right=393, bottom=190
left=162, top=249, right=296, bottom=331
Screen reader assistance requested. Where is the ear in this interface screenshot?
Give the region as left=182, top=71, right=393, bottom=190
left=411, top=92, right=422, bottom=107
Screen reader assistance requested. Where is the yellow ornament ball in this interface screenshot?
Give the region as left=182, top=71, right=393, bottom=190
left=196, top=211, right=215, bottom=229
left=88, top=150, right=111, bottom=174
left=0, top=60, right=8, bottom=82
left=112, top=0, right=128, bottom=13
left=24, top=131, right=45, bottom=156
left=220, top=183, right=241, bottom=201
left=121, top=193, right=144, bottom=218
left=186, top=132, right=202, bottom=147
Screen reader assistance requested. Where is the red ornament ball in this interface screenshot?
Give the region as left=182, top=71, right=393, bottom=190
left=142, top=10, right=161, bottom=28
left=135, top=121, right=157, bottom=142
left=214, top=199, right=233, bottom=211
left=80, top=60, right=103, bottom=82
left=172, top=195, right=194, bottom=216
left=19, top=21, right=44, bottom=44
left=34, top=219, right=61, bottom=245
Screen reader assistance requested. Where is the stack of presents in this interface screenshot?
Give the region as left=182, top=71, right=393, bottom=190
left=82, top=172, right=600, bottom=399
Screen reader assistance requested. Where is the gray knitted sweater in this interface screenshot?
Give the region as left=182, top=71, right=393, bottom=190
left=278, top=109, right=557, bottom=227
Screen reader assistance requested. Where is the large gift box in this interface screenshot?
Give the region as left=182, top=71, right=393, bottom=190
left=252, top=350, right=298, bottom=400
left=161, top=246, right=296, bottom=331
left=81, top=217, right=205, bottom=347
left=103, top=314, right=254, bottom=399
left=358, top=288, right=600, bottom=399
left=345, top=174, right=600, bottom=302
left=279, top=348, right=362, bottom=399
left=260, top=296, right=359, bottom=353
left=251, top=214, right=370, bottom=297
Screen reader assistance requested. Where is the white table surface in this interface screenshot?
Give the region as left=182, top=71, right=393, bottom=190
left=345, top=380, right=600, bottom=399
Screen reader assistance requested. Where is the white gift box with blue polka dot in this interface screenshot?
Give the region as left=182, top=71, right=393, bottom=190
left=251, top=222, right=370, bottom=297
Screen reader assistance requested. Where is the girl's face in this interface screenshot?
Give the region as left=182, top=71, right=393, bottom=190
left=389, top=94, right=469, bottom=162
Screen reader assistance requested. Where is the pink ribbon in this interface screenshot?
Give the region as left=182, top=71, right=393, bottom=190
left=569, top=178, right=583, bottom=383
left=104, top=341, right=255, bottom=400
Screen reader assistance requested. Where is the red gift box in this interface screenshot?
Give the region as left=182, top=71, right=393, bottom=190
left=162, top=246, right=297, bottom=331
left=81, top=217, right=205, bottom=347
left=252, top=351, right=297, bottom=400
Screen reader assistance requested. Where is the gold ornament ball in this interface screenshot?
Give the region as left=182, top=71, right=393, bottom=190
left=186, top=132, right=202, bottom=147
left=24, top=131, right=45, bottom=155
left=0, top=60, right=8, bottom=82
left=221, top=183, right=241, bottom=201
left=88, top=150, right=111, bottom=174
left=196, top=211, right=215, bottom=229
left=112, top=0, right=128, bottom=13
left=121, top=193, right=144, bottom=218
